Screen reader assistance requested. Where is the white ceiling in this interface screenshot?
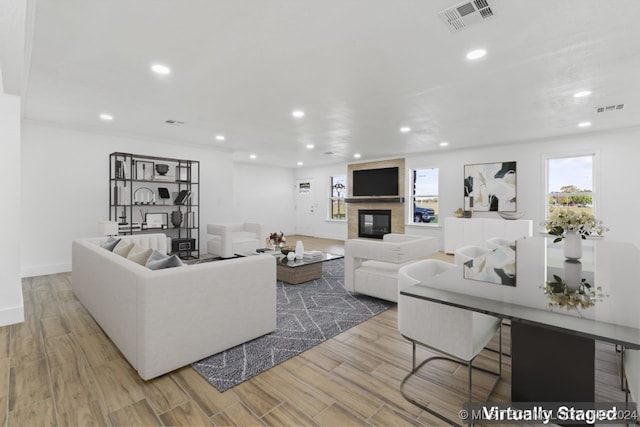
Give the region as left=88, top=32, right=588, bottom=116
left=17, top=0, right=640, bottom=167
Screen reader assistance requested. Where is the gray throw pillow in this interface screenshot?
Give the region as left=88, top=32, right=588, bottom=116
left=100, top=236, right=121, bottom=251
left=145, top=250, right=185, bottom=270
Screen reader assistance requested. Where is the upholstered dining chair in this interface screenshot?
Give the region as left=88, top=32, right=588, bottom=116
left=624, top=348, right=640, bottom=414
left=398, top=259, right=502, bottom=425
left=454, top=244, right=491, bottom=266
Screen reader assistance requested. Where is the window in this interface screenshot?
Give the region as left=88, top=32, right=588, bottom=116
left=546, top=154, right=594, bottom=219
left=329, top=175, right=346, bottom=220
left=412, top=168, right=439, bottom=224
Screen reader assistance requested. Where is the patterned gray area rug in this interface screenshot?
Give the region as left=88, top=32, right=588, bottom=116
left=191, top=259, right=393, bottom=392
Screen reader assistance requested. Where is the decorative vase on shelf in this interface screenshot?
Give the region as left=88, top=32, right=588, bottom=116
left=563, top=230, right=582, bottom=260
left=295, top=240, right=304, bottom=260
left=171, top=210, right=183, bottom=228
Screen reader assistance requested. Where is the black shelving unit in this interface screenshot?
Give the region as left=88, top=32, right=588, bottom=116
left=109, top=152, right=200, bottom=259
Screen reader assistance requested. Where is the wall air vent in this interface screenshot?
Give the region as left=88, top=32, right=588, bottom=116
left=438, top=0, right=495, bottom=32
left=164, top=119, right=185, bottom=125
left=595, top=104, right=624, bottom=113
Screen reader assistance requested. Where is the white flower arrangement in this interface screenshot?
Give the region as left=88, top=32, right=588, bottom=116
left=542, top=209, right=608, bottom=243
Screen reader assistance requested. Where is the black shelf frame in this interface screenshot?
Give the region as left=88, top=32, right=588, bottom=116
left=109, top=152, right=200, bottom=259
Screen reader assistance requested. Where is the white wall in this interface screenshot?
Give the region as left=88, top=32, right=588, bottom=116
left=232, top=162, right=296, bottom=242
left=293, top=164, right=348, bottom=240
left=21, top=121, right=235, bottom=276
left=295, top=127, right=640, bottom=249
left=1, top=93, right=24, bottom=326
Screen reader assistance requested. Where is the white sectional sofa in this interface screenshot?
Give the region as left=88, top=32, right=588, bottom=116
left=72, top=233, right=276, bottom=380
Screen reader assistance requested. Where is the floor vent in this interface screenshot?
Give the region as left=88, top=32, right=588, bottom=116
left=595, top=104, right=624, bottom=113
left=438, top=0, right=495, bottom=32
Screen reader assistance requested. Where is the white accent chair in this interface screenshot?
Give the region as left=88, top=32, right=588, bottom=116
left=397, top=259, right=502, bottom=425
left=206, top=223, right=262, bottom=258
left=624, top=349, right=640, bottom=414
left=343, top=233, right=438, bottom=302
left=454, top=244, right=491, bottom=266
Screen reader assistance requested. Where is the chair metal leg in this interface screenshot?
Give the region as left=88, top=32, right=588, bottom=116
left=400, top=325, right=502, bottom=427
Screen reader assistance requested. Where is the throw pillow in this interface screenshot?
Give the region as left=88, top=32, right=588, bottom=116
left=127, top=244, right=153, bottom=266
left=113, top=240, right=134, bottom=257
left=145, top=250, right=185, bottom=270
left=100, top=236, right=121, bottom=251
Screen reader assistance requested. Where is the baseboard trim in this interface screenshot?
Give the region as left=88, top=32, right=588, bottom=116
left=0, top=304, right=25, bottom=327
left=21, top=263, right=71, bottom=278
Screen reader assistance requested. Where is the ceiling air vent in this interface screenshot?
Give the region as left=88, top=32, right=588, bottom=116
left=596, top=104, right=624, bottom=113
left=164, top=119, right=185, bottom=125
left=438, top=0, right=495, bottom=32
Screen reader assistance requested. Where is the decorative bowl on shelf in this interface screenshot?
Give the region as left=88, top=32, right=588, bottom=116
left=498, top=211, right=526, bottom=220
left=155, top=164, right=169, bottom=175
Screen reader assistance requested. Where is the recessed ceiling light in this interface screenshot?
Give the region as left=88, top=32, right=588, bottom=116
left=400, top=126, right=411, bottom=133
left=306, top=144, right=314, bottom=149
left=578, top=121, right=592, bottom=128
left=466, top=49, right=487, bottom=60
left=99, top=113, right=113, bottom=121
left=249, top=154, right=257, bottom=159
left=297, top=161, right=303, bottom=166
left=573, top=90, right=592, bottom=98
left=292, top=110, right=305, bottom=118
left=353, top=153, right=361, bottom=159
left=215, top=135, right=225, bottom=141
left=151, top=64, right=171, bottom=75
left=440, top=141, right=449, bottom=147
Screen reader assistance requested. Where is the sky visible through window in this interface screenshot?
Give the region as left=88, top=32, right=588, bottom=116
left=414, top=168, right=438, bottom=195
left=548, top=156, right=593, bottom=192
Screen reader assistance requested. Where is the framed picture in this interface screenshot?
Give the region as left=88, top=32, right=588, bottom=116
left=135, top=160, right=154, bottom=181
left=145, top=212, right=168, bottom=229
left=464, top=161, right=517, bottom=212
left=176, top=165, right=190, bottom=182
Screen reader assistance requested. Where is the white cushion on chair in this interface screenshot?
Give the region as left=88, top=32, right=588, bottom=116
left=398, top=259, right=501, bottom=362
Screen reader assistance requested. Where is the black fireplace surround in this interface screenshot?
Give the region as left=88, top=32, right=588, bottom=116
left=358, top=209, right=391, bottom=239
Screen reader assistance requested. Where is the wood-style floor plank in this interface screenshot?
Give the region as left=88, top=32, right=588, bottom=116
left=170, top=367, right=240, bottom=418
left=4, top=236, right=628, bottom=427
left=58, top=400, right=110, bottom=427
left=107, top=399, right=162, bottom=426
left=159, top=400, right=213, bottom=426
left=8, top=358, right=51, bottom=411
left=8, top=397, right=57, bottom=427
left=209, top=401, right=265, bottom=427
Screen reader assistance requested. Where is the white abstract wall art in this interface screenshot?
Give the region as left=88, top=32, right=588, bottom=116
left=464, top=161, right=517, bottom=212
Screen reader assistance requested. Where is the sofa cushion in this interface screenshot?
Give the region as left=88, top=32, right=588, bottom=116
left=146, top=250, right=185, bottom=270
left=127, top=244, right=153, bottom=266
left=113, top=241, right=135, bottom=257
left=101, top=236, right=121, bottom=251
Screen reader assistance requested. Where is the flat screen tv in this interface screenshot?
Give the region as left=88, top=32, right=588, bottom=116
left=352, top=167, right=399, bottom=196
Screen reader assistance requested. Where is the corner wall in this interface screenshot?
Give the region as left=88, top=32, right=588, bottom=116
left=0, top=93, right=24, bottom=326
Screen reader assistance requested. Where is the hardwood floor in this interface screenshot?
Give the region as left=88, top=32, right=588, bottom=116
left=1, top=236, right=626, bottom=426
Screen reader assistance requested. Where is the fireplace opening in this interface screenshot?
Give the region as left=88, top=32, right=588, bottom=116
left=358, top=209, right=391, bottom=239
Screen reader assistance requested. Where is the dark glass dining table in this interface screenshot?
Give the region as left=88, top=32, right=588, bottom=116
left=400, top=236, right=640, bottom=403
